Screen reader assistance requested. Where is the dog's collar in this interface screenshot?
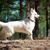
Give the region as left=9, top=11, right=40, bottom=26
left=27, top=17, right=35, bottom=22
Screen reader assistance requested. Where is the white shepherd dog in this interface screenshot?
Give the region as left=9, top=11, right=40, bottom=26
left=0, top=8, right=39, bottom=40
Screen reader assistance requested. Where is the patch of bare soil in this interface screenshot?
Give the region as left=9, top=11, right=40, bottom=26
left=0, top=40, right=50, bottom=50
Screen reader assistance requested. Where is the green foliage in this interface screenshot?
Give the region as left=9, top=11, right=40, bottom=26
left=0, top=0, right=26, bottom=22
left=38, top=1, right=46, bottom=38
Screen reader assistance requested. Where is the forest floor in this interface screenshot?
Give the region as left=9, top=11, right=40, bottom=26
left=0, top=40, right=50, bottom=50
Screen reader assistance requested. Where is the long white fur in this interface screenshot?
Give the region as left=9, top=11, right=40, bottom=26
left=0, top=8, right=39, bottom=40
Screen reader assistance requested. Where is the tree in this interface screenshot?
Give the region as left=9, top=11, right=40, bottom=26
left=20, top=0, right=22, bottom=17
left=46, top=0, right=49, bottom=37
left=33, top=0, right=40, bottom=39
left=26, top=0, right=30, bottom=17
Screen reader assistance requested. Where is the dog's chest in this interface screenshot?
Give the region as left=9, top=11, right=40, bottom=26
left=24, top=21, right=35, bottom=30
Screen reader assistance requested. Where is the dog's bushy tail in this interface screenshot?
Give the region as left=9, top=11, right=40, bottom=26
left=0, top=22, right=6, bottom=26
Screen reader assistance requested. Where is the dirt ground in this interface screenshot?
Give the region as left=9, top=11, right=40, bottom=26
left=0, top=40, right=50, bottom=50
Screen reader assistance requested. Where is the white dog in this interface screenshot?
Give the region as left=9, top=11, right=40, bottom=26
left=0, top=8, right=39, bottom=40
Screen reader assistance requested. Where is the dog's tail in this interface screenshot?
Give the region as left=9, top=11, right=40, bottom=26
left=0, top=22, right=7, bottom=30
left=0, top=22, right=6, bottom=26
left=0, top=22, right=4, bottom=31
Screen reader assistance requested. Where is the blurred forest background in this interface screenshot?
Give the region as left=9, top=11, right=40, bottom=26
left=0, top=0, right=50, bottom=39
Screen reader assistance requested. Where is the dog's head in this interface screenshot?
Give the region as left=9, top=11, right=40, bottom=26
left=30, top=8, right=39, bottom=19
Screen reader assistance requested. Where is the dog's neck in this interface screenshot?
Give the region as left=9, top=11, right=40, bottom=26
left=27, top=17, right=35, bottom=22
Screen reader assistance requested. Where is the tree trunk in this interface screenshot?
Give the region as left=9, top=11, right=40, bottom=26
left=20, top=0, right=22, bottom=38
left=46, top=0, right=48, bottom=37
left=20, top=0, right=22, bottom=17
left=26, top=0, right=30, bottom=17
left=33, top=0, right=39, bottom=39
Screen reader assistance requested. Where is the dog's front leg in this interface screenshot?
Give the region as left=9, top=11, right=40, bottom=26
left=29, top=33, right=33, bottom=40
left=30, top=33, right=33, bottom=40
left=27, top=32, right=33, bottom=40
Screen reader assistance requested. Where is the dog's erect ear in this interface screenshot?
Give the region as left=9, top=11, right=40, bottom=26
left=31, top=8, right=35, bottom=12
left=33, top=8, right=35, bottom=10
left=31, top=8, right=33, bottom=11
